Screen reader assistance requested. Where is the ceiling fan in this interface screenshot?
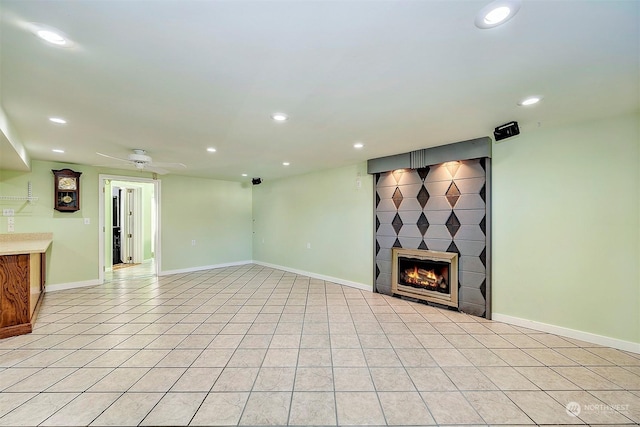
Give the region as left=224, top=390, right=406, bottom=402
left=96, top=149, right=186, bottom=175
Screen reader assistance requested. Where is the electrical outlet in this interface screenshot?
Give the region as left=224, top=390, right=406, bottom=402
left=307, top=242, right=311, bottom=249
left=84, top=218, right=90, bottom=225
left=191, top=239, right=196, bottom=246
left=7, top=217, right=15, bottom=224
left=7, top=223, right=14, bottom=232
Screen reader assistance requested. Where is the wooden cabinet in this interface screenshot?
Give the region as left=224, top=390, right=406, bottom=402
left=0, top=253, right=44, bottom=339
left=0, top=233, right=51, bottom=340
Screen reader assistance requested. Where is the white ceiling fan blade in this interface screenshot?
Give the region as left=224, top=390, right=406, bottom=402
left=150, top=161, right=187, bottom=168
left=93, top=163, right=134, bottom=168
left=96, top=152, right=130, bottom=163
left=144, top=165, right=170, bottom=175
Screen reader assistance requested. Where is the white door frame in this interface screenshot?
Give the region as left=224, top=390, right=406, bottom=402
left=99, top=174, right=161, bottom=283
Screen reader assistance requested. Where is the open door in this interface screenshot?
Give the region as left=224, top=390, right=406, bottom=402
left=99, top=175, right=160, bottom=283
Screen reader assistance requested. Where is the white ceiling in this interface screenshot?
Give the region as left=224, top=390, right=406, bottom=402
left=1, top=0, right=638, bottom=181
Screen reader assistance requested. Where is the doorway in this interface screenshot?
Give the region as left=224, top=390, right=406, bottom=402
left=99, top=175, right=160, bottom=282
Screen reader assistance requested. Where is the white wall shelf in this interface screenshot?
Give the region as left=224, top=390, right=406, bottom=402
left=0, top=182, right=39, bottom=203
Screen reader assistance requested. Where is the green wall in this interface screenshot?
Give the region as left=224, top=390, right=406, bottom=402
left=160, top=175, right=253, bottom=271
left=492, top=112, right=639, bottom=344
left=252, top=162, right=374, bottom=287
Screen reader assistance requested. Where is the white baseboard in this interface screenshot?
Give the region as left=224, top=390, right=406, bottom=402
left=492, top=313, right=640, bottom=354
left=45, top=279, right=101, bottom=293
left=159, top=260, right=253, bottom=276
left=253, top=261, right=373, bottom=292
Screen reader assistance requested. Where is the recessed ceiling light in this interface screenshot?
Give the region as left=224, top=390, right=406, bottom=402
left=207, top=147, right=217, bottom=152
left=49, top=117, right=67, bottom=124
left=353, top=142, right=364, bottom=149
left=52, top=149, right=65, bottom=153
left=518, top=96, right=542, bottom=106
left=282, top=162, right=290, bottom=166
left=241, top=173, right=248, bottom=177
left=475, top=0, right=521, bottom=29
left=36, top=29, right=68, bottom=45
left=272, top=113, right=288, bottom=122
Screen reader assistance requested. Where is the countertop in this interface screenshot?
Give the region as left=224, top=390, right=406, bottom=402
left=0, top=233, right=53, bottom=256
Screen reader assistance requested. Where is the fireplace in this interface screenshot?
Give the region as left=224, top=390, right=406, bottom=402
left=391, top=248, right=458, bottom=308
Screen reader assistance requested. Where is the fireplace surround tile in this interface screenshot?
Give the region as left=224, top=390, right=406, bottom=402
left=398, top=224, right=423, bottom=239
left=425, top=181, right=452, bottom=196
left=396, top=170, right=423, bottom=186
left=424, top=225, right=452, bottom=240
left=454, top=194, right=486, bottom=210
left=374, top=157, right=489, bottom=318
left=453, top=162, right=486, bottom=179
left=376, top=198, right=397, bottom=212
left=460, top=256, right=485, bottom=273
left=425, top=196, right=453, bottom=211
left=397, top=198, right=422, bottom=212
left=423, top=238, right=453, bottom=252
left=425, top=165, right=455, bottom=182
left=377, top=173, right=399, bottom=188
left=453, top=209, right=486, bottom=225
left=376, top=224, right=397, bottom=238
left=459, top=270, right=486, bottom=288
left=398, top=237, right=422, bottom=248
left=460, top=287, right=486, bottom=306
left=452, top=240, right=485, bottom=257
left=453, top=225, right=485, bottom=242
left=455, top=177, right=486, bottom=194
left=396, top=210, right=422, bottom=226
left=398, top=183, right=423, bottom=199
left=424, top=210, right=453, bottom=225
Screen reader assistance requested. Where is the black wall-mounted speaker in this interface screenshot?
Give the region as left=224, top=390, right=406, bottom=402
left=494, top=121, right=520, bottom=141
left=252, top=178, right=262, bottom=185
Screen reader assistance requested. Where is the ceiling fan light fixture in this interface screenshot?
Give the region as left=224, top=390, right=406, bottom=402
left=475, top=0, right=521, bottom=29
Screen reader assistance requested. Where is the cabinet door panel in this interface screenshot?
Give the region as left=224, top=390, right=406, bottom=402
left=0, top=255, right=30, bottom=327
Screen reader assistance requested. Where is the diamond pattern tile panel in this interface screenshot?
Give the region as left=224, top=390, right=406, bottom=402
left=375, top=158, right=488, bottom=318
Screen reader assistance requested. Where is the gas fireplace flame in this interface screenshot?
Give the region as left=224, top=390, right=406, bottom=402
left=407, top=266, right=437, bottom=282
left=401, top=265, right=447, bottom=290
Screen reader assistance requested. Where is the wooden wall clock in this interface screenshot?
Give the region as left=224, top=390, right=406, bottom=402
left=52, top=169, right=82, bottom=212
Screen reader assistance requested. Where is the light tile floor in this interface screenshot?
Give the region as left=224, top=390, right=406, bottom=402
left=0, top=264, right=638, bottom=426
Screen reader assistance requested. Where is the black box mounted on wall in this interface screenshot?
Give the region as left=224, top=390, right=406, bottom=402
left=493, top=121, right=520, bottom=141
